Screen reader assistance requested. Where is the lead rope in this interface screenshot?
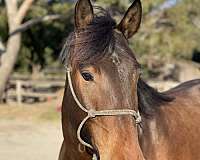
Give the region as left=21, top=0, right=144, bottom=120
left=66, top=67, right=142, bottom=159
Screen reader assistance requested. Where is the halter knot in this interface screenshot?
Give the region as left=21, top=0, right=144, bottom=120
left=88, top=109, right=96, bottom=118
left=135, top=111, right=142, bottom=124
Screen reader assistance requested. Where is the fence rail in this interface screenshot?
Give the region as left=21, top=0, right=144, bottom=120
left=4, top=78, right=65, bottom=105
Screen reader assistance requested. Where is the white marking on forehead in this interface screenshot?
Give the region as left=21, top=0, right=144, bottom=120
left=116, top=58, right=134, bottom=108
left=111, top=52, right=120, bottom=65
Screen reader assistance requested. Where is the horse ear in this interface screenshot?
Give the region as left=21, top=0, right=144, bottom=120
left=75, top=0, right=94, bottom=29
left=117, top=0, right=142, bottom=39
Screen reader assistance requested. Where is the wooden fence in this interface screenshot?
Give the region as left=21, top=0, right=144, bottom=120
left=4, top=79, right=65, bottom=105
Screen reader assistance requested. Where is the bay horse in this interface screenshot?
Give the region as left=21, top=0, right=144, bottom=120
left=59, top=0, right=200, bottom=159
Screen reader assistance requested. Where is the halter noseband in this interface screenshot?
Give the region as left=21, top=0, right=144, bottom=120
left=66, top=67, right=142, bottom=158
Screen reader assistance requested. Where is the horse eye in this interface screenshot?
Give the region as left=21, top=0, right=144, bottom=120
left=81, top=72, right=94, bottom=81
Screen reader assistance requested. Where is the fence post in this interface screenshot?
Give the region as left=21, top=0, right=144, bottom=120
left=16, top=80, right=22, bottom=106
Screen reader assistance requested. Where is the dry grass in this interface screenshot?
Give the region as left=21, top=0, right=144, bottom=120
left=0, top=89, right=65, bottom=160
left=0, top=89, right=64, bottom=122
left=0, top=101, right=60, bottom=122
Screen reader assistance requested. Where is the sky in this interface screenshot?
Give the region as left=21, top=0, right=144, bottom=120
left=159, top=0, right=181, bottom=10
left=150, top=0, right=182, bottom=16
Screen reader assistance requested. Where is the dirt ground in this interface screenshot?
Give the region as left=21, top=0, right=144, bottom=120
left=0, top=96, right=64, bottom=160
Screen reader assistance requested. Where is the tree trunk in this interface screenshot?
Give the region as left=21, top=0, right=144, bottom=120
left=0, top=0, right=34, bottom=100
left=0, top=35, right=21, bottom=100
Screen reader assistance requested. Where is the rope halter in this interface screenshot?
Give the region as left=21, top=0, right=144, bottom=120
left=66, top=67, right=142, bottom=151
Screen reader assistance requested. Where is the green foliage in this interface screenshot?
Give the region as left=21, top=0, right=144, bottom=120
left=142, top=0, right=165, bottom=14
left=16, top=1, right=74, bottom=73
left=131, top=0, right=200, bottom=62
left=96, top=0, right=129, bottom=9
left=0, top=6, right=7, bottom=42
left=95, top=0, right=165, bottom=14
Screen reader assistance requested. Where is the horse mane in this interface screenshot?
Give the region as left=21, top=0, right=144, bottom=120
left=60, top=7, right=174, bottom=117
left=137, top=78, right=174, bottom=117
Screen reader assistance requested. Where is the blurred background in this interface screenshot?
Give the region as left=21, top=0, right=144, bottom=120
left=0, top=0, right=199, bottom=160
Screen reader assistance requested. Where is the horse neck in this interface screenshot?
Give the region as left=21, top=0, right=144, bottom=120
left=140, top=97, right=200, bottom=160
left=139, top=106, right=184, bottom=159
left=138, top=113, right=163, bottom=159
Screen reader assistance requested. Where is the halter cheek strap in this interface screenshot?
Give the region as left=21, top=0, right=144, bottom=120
left=66, top=67, right=142, bottom=154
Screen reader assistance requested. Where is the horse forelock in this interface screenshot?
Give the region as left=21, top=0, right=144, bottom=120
left=60, top=7, right=116, bottom=68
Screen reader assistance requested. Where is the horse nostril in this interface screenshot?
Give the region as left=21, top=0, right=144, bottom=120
left=85, top=143, right=100, bottom=159
left=92, top=153, right=98, bottom=160
left=92, top=145, right=100, bottom=160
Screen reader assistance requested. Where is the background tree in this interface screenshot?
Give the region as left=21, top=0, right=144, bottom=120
left=0, top=0, right=73, bottom=99
left=0, top=0, right=35, bottom=99
left=15, top=1, right=73, bottom=74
